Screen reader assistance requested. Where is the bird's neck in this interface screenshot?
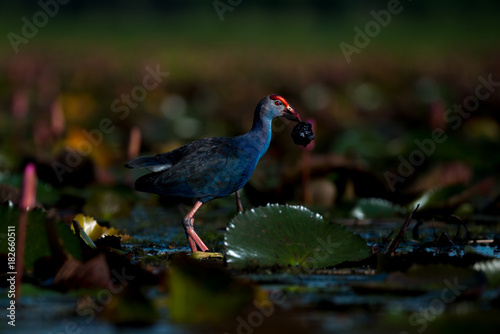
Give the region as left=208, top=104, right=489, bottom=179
left=245, top=114, right=273, bottom=159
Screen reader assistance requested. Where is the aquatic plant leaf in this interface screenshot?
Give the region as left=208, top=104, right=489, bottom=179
left=225, top=204, right=370, bottom=268
left=351, top=198, right=405, bottom=219
left=0, top=202, right=81, bottom=270
left=72, top=213, right=120, bottom=242
left=53, top=253, right=110, bottom=290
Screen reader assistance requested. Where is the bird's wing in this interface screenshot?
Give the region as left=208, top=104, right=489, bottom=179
left=134, top=137, right=256, bottom=199
left=124, top=138, right=217, bottom=172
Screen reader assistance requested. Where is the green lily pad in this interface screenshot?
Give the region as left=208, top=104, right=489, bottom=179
left=225, top=204, right=370, bottom=268
left=0, top=202, right=81, bottom=270
left=351, top=198, right=406, bottom=219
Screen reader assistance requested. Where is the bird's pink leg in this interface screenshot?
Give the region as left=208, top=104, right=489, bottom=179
left=182, top=201, right=209, bottom=252
left=186, top=226, right=197, bottom=252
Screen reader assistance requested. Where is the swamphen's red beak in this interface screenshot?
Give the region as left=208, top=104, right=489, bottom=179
left=283, top=105, right=301, bottom=122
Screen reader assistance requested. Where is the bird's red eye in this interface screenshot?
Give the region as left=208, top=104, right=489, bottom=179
left=275, top=101, right=281, bottom=106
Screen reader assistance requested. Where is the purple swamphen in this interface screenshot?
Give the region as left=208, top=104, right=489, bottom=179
left=125, top=95, right=301, bottom=252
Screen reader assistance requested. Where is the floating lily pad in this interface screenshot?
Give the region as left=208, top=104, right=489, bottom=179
left=225, top=204, right=370, bottom=268
left=473, top=259, right=500, bottom=287
left=351, top=198, right=406, bottom=219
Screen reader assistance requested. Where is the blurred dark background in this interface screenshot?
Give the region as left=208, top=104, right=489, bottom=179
left=0, top=0, right=499, bottom=212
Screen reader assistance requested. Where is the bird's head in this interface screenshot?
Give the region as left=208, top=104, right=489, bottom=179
left=258, top=94, right=301, bottom=122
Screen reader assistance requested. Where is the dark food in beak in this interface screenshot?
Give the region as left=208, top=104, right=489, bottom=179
left=291, top=121, right=315, bottom=147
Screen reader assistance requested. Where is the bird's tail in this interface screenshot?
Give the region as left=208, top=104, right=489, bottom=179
left=124, top=156, right=171, bottom=172
left=134, top=171, right=162, bottom=194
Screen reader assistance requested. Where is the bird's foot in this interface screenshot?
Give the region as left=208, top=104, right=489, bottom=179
left=182, top=218, right=209, bottom=252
